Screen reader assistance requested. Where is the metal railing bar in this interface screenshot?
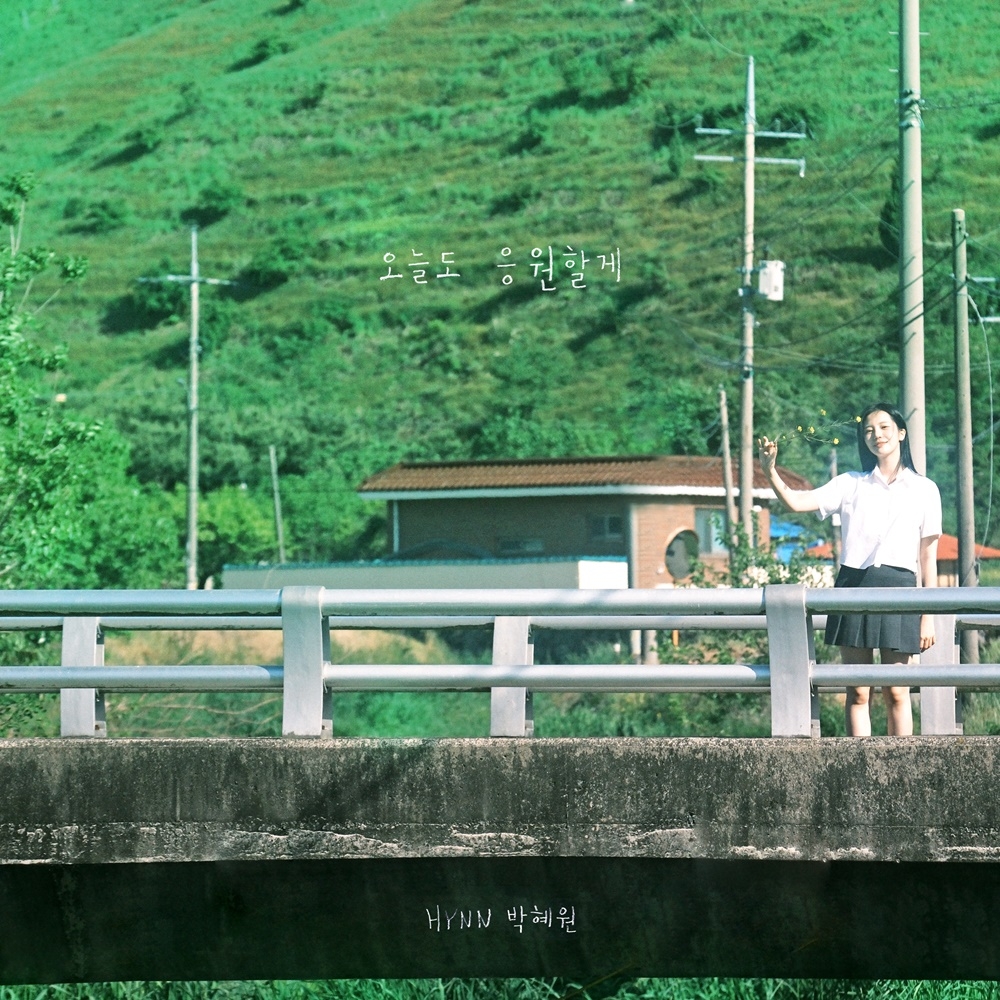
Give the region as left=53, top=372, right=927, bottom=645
left=0, top=618, right=64, bottom=630
left=0, top=614, right=811, bottom=632
left=0, top=664, right=282, bottom=692
left=530, top=614, right=829, bottom=630
left=320, top=588, right=767, bottom=617
left=99, top=616, right=284, bottom=631
left=957, top=617, right=1000, bottom=629
left=807, top=587, right=1000, bottom=614
left=0, top=590, right=282, bottom=616
left=812, top=663, right=1000, bottom=688
left=5, top=658, right=997, bottom=694
left=321, top=663, right=770, bottom=691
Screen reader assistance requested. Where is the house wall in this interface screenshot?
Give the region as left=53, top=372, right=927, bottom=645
left=396, top=497, right=631, bottom=560
left=392, top=496, right=764, bottom=588
left=222, top=558, right=628, bottom=591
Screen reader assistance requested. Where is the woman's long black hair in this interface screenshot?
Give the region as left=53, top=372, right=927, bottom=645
left=856, top=401, right=917, bottom=474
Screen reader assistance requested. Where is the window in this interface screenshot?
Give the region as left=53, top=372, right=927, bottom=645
left=665, top=530, right=699, bottom=581
left=588, top=515, right=624, bottom=541
left=497, top=537, right=545, bottom=556
left=695, top=508, right=729, bottom=554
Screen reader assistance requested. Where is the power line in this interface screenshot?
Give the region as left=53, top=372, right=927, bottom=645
left=678, top=0, right=749, bottom=59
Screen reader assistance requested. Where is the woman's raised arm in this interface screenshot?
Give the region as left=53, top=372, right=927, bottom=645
left=757, top=436, right=822, bottom=514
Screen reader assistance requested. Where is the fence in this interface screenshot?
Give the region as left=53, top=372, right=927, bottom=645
left=0, top=585, right=998, bottom=738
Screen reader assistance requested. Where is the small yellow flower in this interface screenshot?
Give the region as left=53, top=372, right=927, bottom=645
left=808, top=426, right=815, bottom=434
left=833, top=437, right=840, bottom=445
left=796, top=425, right=803, bottom=432
left=820, top=409, right=827, bottom=416
left=855, top=415, right=862, bottom=423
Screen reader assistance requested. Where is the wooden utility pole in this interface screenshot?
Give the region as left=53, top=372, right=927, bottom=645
left=952, top=208, right=979, bottom=664
left=897, top=0, right=927, bottom=472
left=695, top=58, right=806, bottom=544
left=139, top=228, right=235, bottom=589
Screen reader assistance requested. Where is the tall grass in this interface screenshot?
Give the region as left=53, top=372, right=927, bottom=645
left=3, top=978, right=1000, bottom=1000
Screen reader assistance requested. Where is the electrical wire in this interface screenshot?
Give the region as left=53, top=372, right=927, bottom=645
left=923, top=96, right=1000, bottom=111
left=968, top=292, right=996, bottom=551
left=678, top=0, right=749, bottom=60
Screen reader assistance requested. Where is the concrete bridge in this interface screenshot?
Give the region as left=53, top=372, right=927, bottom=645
left=1, top=586, right=1000, bottom=983
left=5, top=737, right=1000, bottom=983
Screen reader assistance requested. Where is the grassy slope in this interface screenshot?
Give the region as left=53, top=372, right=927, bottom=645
left=2, top=0, right=1000, bottom=558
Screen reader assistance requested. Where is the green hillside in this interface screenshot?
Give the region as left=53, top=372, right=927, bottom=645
left=3, top=0, right=1000, bottom=576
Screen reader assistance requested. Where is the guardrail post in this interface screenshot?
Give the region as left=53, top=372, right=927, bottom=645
left=920, top=614, right=960, bottom=735
left=491, top=616, right=533, bottom=737
left=281, top=587, right=331, bottom=738
left=765, top=584, right=814, bottom=737
left=60, top=617, right=106, bottom=738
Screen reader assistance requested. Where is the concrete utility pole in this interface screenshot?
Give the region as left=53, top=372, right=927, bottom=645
left=139, top=228, right=235, bottom=590
left=897, top=0, right=927, bottom=473
left=695, top=58, right=806, bottom=543
left=718, top=386, right=738, bottom=547
left=952, top=209, right=979, bottom=664
left=739, top=58, right=757, bottom=543
left=269, top=444, right=287, bottom=565
left=829, top=447, right=842, bottom=568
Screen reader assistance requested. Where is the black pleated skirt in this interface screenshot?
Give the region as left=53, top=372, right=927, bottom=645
left=823, top=563, right=921, bottom=654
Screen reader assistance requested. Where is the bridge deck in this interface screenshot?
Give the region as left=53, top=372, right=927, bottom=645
left=3, top=737, right=1000, bottom=982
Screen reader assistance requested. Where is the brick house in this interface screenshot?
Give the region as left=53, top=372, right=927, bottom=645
left=358, top=455, right=811, bottom=588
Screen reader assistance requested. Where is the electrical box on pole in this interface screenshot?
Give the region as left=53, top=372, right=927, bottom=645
left=758, top=260, right=785, bottom=301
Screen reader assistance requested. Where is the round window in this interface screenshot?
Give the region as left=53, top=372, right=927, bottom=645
left=665, top=530, right=699, bottom=581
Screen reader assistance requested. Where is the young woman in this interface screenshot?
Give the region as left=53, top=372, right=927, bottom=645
left=758, top=402, right=941, bottom=736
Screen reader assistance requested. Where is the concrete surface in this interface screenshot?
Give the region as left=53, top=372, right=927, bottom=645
left=2, top=736, right=1000, bottom=864
left=3, top=737, right=1000, bottom=982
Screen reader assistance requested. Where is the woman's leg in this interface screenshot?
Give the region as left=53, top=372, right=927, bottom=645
left=880, top=649, right=913, bottom=736
left=842, top=646, right=875, bottom=736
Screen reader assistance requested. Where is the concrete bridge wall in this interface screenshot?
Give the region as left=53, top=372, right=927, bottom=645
left=2, top=737, right=1000, bottom=982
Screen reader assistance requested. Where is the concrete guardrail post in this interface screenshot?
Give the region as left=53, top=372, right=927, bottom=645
left=920, top=614, right=961, bottom=735
left=281, top=587, right=332, bottom=738
left=491, top=616, right=533, bottom=737
left=60, top=617, right=107, bottom=737
left=765, top=584, right=816, bottom=737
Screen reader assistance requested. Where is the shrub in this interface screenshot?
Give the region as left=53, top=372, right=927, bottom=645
left=237, top=235, right=312, bottom=291
left=65, top=198, right=128, bottom=234
left=181, top=180, right=244, bottom=227
left=102, top=260, right=187, bottom=332
left=121, top=126, right=163, bottom=156
left=259, top=315, right=327, bottom=362
left=228, top=37, right=292, bottom=72
left=283, top=82, right=326, bottom=115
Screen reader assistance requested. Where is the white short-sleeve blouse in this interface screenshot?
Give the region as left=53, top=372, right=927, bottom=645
left=809, top=467, right=942, bottom=574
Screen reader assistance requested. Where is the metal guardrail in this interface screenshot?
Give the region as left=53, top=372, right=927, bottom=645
left=0, top=585, right=997, bottom=738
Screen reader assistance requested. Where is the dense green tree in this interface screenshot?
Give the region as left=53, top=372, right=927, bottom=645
left=0, top=174, right=181, bottom=591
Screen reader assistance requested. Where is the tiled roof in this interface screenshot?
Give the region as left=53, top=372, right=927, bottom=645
left=809, top=534, right=1000, bottom=562
left=936, top=534, right=1000, bottom=561
left=359, top=455, right=812, bottom=494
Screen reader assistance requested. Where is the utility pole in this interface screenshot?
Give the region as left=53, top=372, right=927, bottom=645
left=952, top=209, right=979, bottom=664
left=269, top=444, right=287, bottom=565
left=897, top=0, right=927, bottom=472
left=718, top=386, right=737, bottom=547
left=739, top=57, right=757, bottom=544
left=829, top=447, right=842, bottom=568
left=695, top=58, right=806, bottom=543
left=139, top=228, right=235, bottom=590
